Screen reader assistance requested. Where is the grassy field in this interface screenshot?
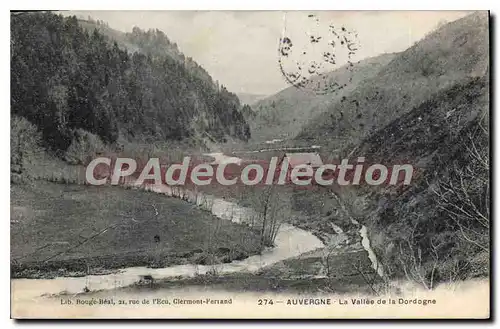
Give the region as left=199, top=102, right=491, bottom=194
left=11, top=181, right=263, bottom=278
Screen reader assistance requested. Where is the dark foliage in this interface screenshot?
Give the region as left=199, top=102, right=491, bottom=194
left=11, top=12, right=250, bottom=152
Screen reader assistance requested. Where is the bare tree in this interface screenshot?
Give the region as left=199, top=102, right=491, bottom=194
left=396, top=220, right=440, bottom=290
left=320, top=247, right=336, bottom=278
left=254, top=186, right=290, bottom=248
left=351, top=260, right=380, bottom=296
left=430, top=125, right=489, bottom=253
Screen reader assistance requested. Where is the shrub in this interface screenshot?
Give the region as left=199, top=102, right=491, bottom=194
left=11, top=116, right=43, bottom=176
left=65, top=129, right=107, bottom=165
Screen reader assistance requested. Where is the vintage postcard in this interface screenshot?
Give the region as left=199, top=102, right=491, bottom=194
left=10, top=10, right=490, bottom=319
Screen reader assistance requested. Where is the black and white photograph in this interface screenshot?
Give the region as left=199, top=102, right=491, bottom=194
left=9, top=9, right=491, bottom=319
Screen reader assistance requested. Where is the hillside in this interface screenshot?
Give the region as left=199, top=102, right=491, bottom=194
left=297, top=12, right=489, bottom=151
left=11, top=12, right=250, bottom=168
left=249, top=53, right=397, bottom=142
left=291, top=11, right=490, bottom=286
left=10, top=13, right=265, bottom=281
left=77, top=18, right=218, bottom=89
left=355, top=76, right=489, bottom=283
left=237, top=93, right=268, bottom=106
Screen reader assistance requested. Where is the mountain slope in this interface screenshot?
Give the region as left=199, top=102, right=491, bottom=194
left=355, top=75, right=489, bottom=284
left=237, top=93, right=268, bottom=106
left=297, top=12, right=489, bottom=151
left=297, top=12, right=490, bottom=285
left=78, top=18, right=219, bottom=89
left=11, top=12, right=251, bottom=157
left=249, top=53, right=397, bottom=142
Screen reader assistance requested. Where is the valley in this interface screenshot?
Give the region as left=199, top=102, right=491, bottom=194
left=10, top=10, right=490, bottom=308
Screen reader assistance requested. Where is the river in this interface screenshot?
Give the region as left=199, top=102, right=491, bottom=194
left=11, top=150, right=385, bottom=299
left=11, top=152, right=325, bottom=299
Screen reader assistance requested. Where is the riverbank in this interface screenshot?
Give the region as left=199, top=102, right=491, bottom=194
left=11, top=150, right=378, bottom=298
left=11, top=180, right=263, bottom=279
left=11, top=176, right=325, bottom=297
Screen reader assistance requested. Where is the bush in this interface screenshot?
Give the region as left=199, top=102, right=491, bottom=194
left=11, top=116, right=43, bottom=176
left=65, top=129, right=107, bottom=165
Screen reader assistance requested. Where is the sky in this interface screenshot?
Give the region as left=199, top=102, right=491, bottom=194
left=66, top=11, right=472, bottom=96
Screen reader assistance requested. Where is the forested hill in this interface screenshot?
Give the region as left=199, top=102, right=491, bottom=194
left=77, top=18, right=217, bottom=89
left=11, top=12, right=251, bottom=154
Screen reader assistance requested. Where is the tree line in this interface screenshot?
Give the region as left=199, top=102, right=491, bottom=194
left=11, top=12, right=251, bottom=155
